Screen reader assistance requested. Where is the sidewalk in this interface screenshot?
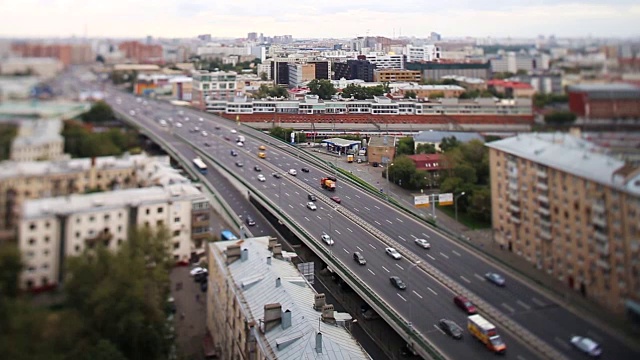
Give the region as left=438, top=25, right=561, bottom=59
left=307, top=149, right=638, bottom=340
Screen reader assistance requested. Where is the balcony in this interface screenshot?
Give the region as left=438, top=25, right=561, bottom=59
left=536, top=170, right=548, bottom=179
left=537, top=194, right=549, bottom=203
left=591, top=215, right=607, bottom=228
left=591, top=201, right=605, bottom=214
left=508, top=182, right=518, bottom=192
left=85, top=230, right=113, bottom=247
left=596, top=243, right=610, bottom=256
left=509, top=203, right=520, bottom=213
left=536, top=182, right=549, bottom=191
left=594, top=230, right=608, bottom=243
left=596, top=259, right=611, bottom=271
left=539, top=229, right=552, bottom=241
left=508, top=191, right=519, bottom=201
left=510, top=215, right=521, bottom=224
left=537, top=206, right=550, bottom=216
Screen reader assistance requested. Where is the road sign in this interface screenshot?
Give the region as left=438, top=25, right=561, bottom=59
left=414, top=195, right=430, bottom=208
left=439, top=193, right=454, bottom=206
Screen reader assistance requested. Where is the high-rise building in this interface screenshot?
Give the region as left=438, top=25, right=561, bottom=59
left=288, top=63, right=316, bottom=88
left=406, top=44, right=441, bottom=63
left=191, top=70, right=238, bottom=110
left=118, top=41, right=164, bottom=64
left=10, top=42, right=93, bottom=66
left=364, top=53, right=404, bottom=69
left=406, top=61, right=492, bottom=80
left=333, top=59, right=376, bottom=82
left=487, top=133, right=640, bottom=314
left=247, top=32, right=258, bottom=41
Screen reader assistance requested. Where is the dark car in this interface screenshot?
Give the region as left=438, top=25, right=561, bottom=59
left=204, top=142, right=211, bottom=147
left=272, top=172, right=282, bottom=178
left=330, top=196, right=342, bottom=204
left=308, top=194, right=317, bottom=201
left=372, top=162, right=379, bottom=167
left=453, top=295, right=477, bottom=314
left=254, top=165, right=262, bottom=172
left=245, top=216, right=256, bottom=226
left=230, top=150, right=237, bottom=156
left=390, top=276, right=407, bottom=290
left=200, top=281, right=208, bottom=292
left=301, top=167, right=310, bottom=173
left=439, top=319, right=463, bottom=339
left=235, top=161, right=243, bottom=167
left=327, top=175, right=337, bottom=182
left=485, top=272, right=506, bottom=287
left=214, top=125, right=221, bottom=130
left=353, top=252, right=366, bottom=265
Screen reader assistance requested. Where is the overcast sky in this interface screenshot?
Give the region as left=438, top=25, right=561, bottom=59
left=1, top=0, right=639, bottom=39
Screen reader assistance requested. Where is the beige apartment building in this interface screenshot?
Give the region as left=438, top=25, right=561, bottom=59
left=0, top=153, right=172, bottom=242
left=374, top=69, right=422, bottom=83
left=205, top=237, right=369, bottom=359
left=18, top=183, right=211, bottom=290
left=487, top=133, right=640, bottom=313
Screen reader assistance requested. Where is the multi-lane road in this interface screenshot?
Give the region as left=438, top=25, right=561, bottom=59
left=62, top=73, right=638, bottom=360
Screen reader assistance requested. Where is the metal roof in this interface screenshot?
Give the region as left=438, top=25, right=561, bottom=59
left=321, top=138, right=361, bottom=148
left=414, top=130, right=483, bottom=143
left=486, top=133, right=640, bottom=196
left=212, top=238, right=370, bottom=360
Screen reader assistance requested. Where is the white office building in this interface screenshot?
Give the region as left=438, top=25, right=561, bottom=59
left=364, top=53, right=405, bottom=69
left=10, top=119, right=65, bottom=162
left=406, top=45, right=441, bottom=62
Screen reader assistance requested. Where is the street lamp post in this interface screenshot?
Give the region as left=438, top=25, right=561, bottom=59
left=455, top=192, right=466, bottom=222
left=386, top=163, right=394, bottom=200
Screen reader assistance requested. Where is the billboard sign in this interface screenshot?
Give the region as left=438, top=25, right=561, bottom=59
left=439, top=193, right=454, bottom=206
left=414, top=195, right=430, bottom=208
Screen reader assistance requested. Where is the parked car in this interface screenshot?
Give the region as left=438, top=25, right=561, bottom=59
left=390, top=276, right=407, bottom=290
left=353, top=252, right=366, bottom=265
left=415, top=238, right=431, bottom=249
left=439, top=319, right=463, bottom=339
left=485, top=272, right=506, bottom=287
left=385, top=247, right=402, bottom=260
left=306, top=202, right=317, bottom=210
left=570, top=336, right=602, bottom=358
left=200, top=281, right=208, bottom=292
left=190, top=267, right=207, bottom=277
left=330, top=196, right=342, bottom=204
left=453, top=295, right=477, bottom=314
left=321, top=234, right=334, bottom=246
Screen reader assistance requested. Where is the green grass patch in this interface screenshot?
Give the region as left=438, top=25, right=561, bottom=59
left=436, top=204, right=491, bottom=229
left=0, top=123, right=18, bottom=160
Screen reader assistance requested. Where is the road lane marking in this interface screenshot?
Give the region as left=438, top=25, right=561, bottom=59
left=364, top=206, right=371, bottom=211
left=434, top=324, right=445, bottom=334
left=304, top=217, right=310, bottom=221
left=554, top=337, right=571, bottom=350
left=355, top=194, right=361, bottom=198
left=396, top=264, right=404, bottom=270
left=374, top=205, right=380, bottom=210
left=460, top=275, right=471, bottom=284
left=452, top=250, right=461, bottom=257
left=501, top=303, right=516, bottom=313
left=382, top=266, right=390, bottom=273
left=368, top=269, right=376, bottom=276
left=398, top=294, right=407, bottom=302
left=374, top=220, right=381, bottom=225
left=396, top=218, right=404, bottom=223
left=386, top=219, right=392, bottom=224
left=413, top=290, right=423, bottom=299
left=422, top=233, right=430, bottom=238
left=357, top=246, right=363, bottom=252
left=284, top=192, right=290, bottom=196
left=335, top=230, right=341, bottom=235
left=410, top=234, right=417, bottom=239
left=343, top=248, right=349, bottom=254
left=288, top=204, right=293, bottom=209
left=398, top=235, right=406, bottom=241
left=427, top=254, right=436, bottom=260
left=353, top=208, right=360, bottom=212
left=294, top=191, right=299, bottom=195
left=369, top=244, right=376, bottom=250
left=347, top=228, right=353, bottom=232
left=531, top=297, right=546, bottom=307
left=440, top=252, right=449, bottom=259
left=427, top=287, right=438, bottom=296
left=474, top=273, right=485, bottom=282
left=517, top=300, right=531, bottom=311
left=316, top=215, right=322, bottom=220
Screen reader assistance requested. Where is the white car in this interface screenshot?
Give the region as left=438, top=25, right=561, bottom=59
left=201, top=131, right=208, bottom=137
left=175, top=122, right=182, bottom=128
left=237, top=142, right=244, bottom=147
left=321, top=234, right=334, bottom=246
left=415, top=238, right=431, bottom=249
left=190, top=267, right=207, bottom=277
left=199, top=117, right=203, bottom=122
left=257, top=174, right=266, bottom=182
left=385, top=247, right=402, bottom=260
left=159, top=119, right=167, bottom=127
left=289, top=169, right=297, bottom=176
left=231, top=129, right=237, bottom=134
left=570, top=336, right=602, bottom=357
left=129, top=110, right=135, bottom=116
left=306, top=202, right=317, bottom=210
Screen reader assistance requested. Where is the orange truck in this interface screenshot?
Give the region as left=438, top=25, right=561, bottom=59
left=320, top=177, right=336, bottom=191
left=467, top=315, right=506, bottom=354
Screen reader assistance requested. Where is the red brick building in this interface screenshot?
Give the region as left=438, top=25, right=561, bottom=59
left=406, top=154, right=445, bottom=188
left=118, top=41, right=164, bottom=65
left=568, top=83, right=640, bottom=119
left=10, top=43, right=93, bottom=66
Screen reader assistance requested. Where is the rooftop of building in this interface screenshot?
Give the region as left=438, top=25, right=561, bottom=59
left=0, top=153, right=168, bottom=180
left=11, top=118, right=63, bottom=147
left=368, top=135, right=396, bottom=147
left=487, top=79, right=534, bottom=90
left=210, top=237, right=370, bottom=359
left=0, top=101, right=90, bottom=120
left=112, top=64, right=161, bottom=72
left=22, top=182, right=204, bottom=219
left=406, top=153, right=442, bottom=161
left=441, top=75, right=486, bottom=84
left=414, top=130, right=484, bottom=143
left=567, top=83, right=640, bottom=93
left=397, top=84, right=466, bottom=91
left=486, top=133, right=640, bottom=196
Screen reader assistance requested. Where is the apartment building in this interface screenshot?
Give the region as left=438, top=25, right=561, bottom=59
left=10, top=42, right=93, bottom=66
left=288, top=63, right=316, bottom=88
left=568, top=83, right=640, bottom=119
left=18, top=183, right=210, bottom=291
left=0, top=154, right=170, bottom=242
left=406, top=44, right=441, bottom=62
left=191, top=70, right=238, bottom=110
left=118, top=41, right=164, bottom=64
left=487, top=80, right=536, bottom=98
left=205, top=236, right=369, bottom=359
left=333, top=59, right=377, bottom=82
left=10, top=119, right=65, bottom=162
left=374, top=69, right=421, bottom=83
left=0, top=57, right=64, bottom=78
left=487, top=133, right=640, bottom=313
left=364, top=53, right=404, bottom=69
left=396, top=84, right=466, bottom=99
left=406, top=61, right=492, bottom=80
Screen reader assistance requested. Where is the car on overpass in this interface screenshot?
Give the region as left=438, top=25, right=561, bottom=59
left=321, top=234, right=334, bottom=246
left=306, top=202, right=317, bottom=211
left=390, top=276, right=407, bottom=290
left=454, top=295, right=477, bottom=314
left=385, top=247, right=402, bottom=260
left=570, top=336, right=602, bottom=358
left=235, top=161, right=243, bottom=167
left=257, top=174, right=266, bottom=182
left=438, top=319, right=463, bottom=340
left=330, top=196, right=342, bottom=204
left=307, top=194, right=317, bottom=201
left=353, top=252, right=366, bottom=265
left=245, top=216, right=256, bottom=226
left=301, top=167, right=310, bottom=173
left=272, top=172, right=281, bottom=179
left=254, top=165, right=262, bottom=172
left=415, top=238, right=431, bottom=249
left=230, top=150, right=237, bottom=156
left=485, top=272, right=506, bottom=287
left=288, top=169, right=297, bottom=176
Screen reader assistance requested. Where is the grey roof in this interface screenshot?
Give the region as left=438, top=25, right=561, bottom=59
left=211, top=238, right=370, bottom=360
left=321, top=138, right=361, bottom=147
left=22, top=183, right=204, bottom=219
left=11, top=119, right=63, bottom=147
left=486, top=133, right=640, bottom=196
left=567, top=83, right=640, bottom=100
left=414, top=130, right=484, bottom=143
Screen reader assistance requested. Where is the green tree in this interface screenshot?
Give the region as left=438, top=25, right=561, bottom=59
left=0, top=124, right=18, bottom=161
left=307, top=79, right=337, bottom=100
left=429, top=91, right=445, bottom=99
left=467, top=186, right=492, bottom=222
left=396, top=136, right=415, bottom=156
left=0, top=243, right=22, bottom=299
left=404, top=90, right=417, bottom=99
left=82, top=101, right=115, bottom=123
left=415, top=143, right=436, bottom=154
left=259, top=72, right=268, bottom=81
left=386, top=156, right=417, bottom=189
left=268, top=127, right=306, bottom=143
left=439, top=136, right=461, bottom=152
left=544, top=111, right=577, bottom=125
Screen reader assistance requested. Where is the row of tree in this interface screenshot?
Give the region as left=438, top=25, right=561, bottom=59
left=268, top=126, right=307, bottom=143
left=386, top=137, right=492, bottom=224
left=195, top=57, right=261, bottom=74
left=0, top=227, right=175, bottom=360
left=0, top=123, right=17, bottom=161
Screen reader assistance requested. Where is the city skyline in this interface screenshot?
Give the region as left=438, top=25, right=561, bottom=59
left=1, top=0, right=639, bottom=40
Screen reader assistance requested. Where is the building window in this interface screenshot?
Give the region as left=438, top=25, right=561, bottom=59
left=146, top=208, right=150, bottom=215
left=28, top=238, right=36, bottom=245
left=173, top=242, right=180, bottom=249
left=173, top=230, right=180, bottom=237
left=89, top=216, right=95, bottom=222
left=29, top=222, right=36, bottom=231
left=42, top=264, right=49, bottom=270
left=117, top=239, right=123, bottom=246
left=118, top=225, right=123, bottom=233
left=43, top=249, right=49, bottom=256
left=76, top=217, right=81, bottom=224
left=157, top=220, right=164, bottom=227
left=45, top=221, right=50, bottom=229
left=174, top=217, right=180, bottom=223
left=157, top=207, right=164, bottom=214
left=104, top=214, right=110, bottom=221
left=75, top=231, right=80, bottom=238
left=44, top=236, right=50, bottom=243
